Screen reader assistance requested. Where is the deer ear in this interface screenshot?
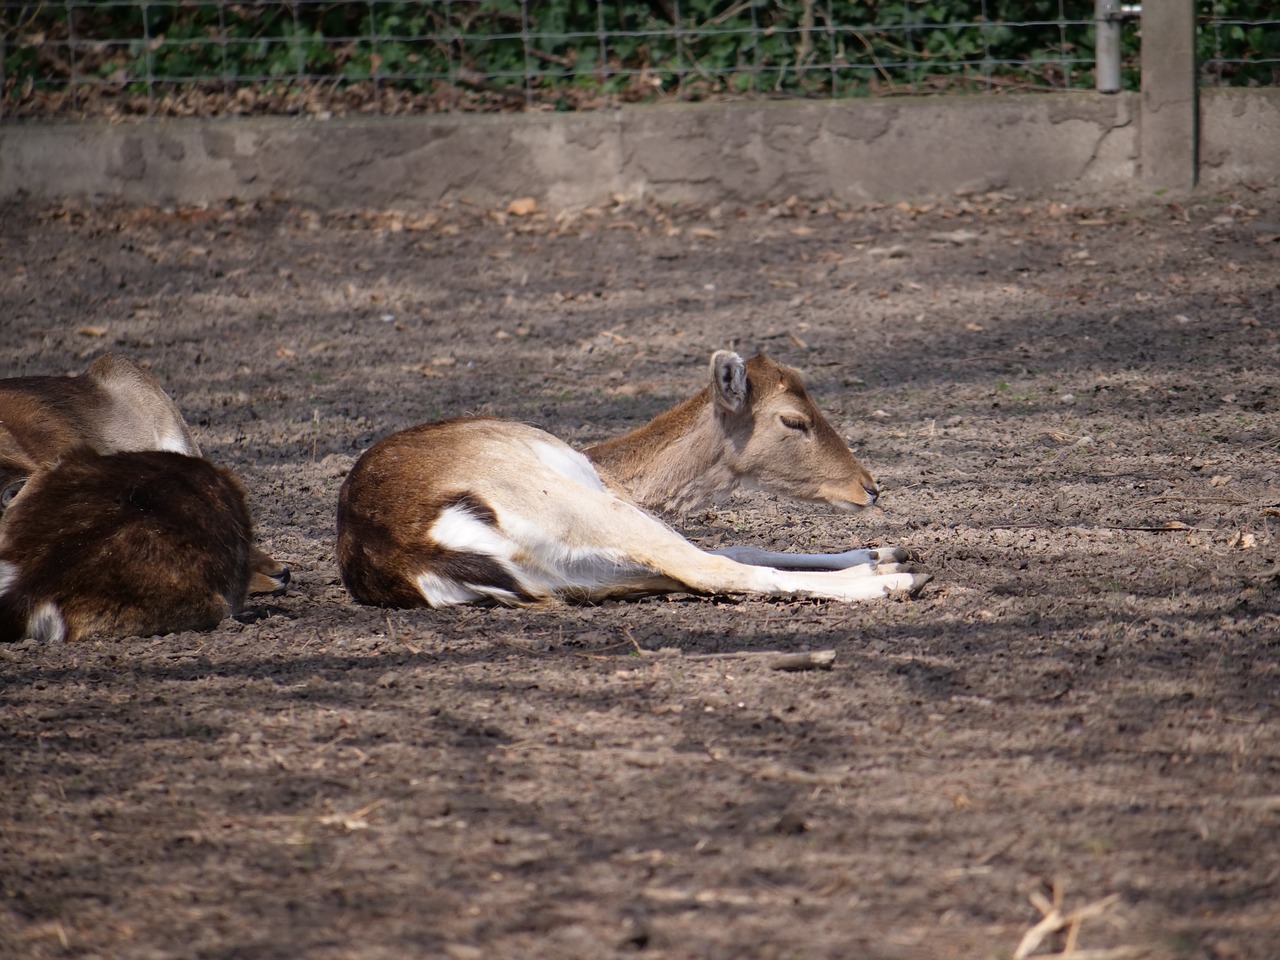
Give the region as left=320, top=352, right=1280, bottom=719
left=710, top=351, right=747, bottom=413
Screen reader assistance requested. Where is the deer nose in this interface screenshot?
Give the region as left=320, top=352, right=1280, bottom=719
left=863, top=482, right=879, bottom=506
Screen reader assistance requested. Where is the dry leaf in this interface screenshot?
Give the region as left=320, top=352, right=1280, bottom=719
left=275, top=347, right=296, bottom=359
left=77, top=325, right=109, bottom=337
left=929, top=229, right=980, bottom=246
left=318, top=813, right=371, bottom=831
left=405, top=212, right=440, bottom=231
left=506, top=197, right=538, bottom=217
left=690, top=227, right=720, bottom=240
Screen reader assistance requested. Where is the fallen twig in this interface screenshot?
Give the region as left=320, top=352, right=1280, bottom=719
left=1104, top=523, right=1220, bottom=533
left=636, top=645, right=837, bottom=671
left=1132, top=493, right=1250, bottom=507
left=1014, top=881, right=1128, bottom=959
left=454, top=69, right=536, bottom=105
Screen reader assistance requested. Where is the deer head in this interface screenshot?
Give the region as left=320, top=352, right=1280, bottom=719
left=586, top=351, right=881, bottom=515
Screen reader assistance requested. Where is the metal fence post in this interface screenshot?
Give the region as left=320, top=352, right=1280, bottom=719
left=1141, top=0, right=1198, bottom=187
left=1095, top=0, right=1140, bottom=94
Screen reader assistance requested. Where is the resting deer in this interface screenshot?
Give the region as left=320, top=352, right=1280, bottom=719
left=0, top=450, right=253, bottom=642
left=0, top=353, right=288, bottom=595
left=336, top=350, right=926, bottom=608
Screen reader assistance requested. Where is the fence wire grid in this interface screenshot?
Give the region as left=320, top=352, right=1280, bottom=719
left=1, top=2, right=1276, bottom=120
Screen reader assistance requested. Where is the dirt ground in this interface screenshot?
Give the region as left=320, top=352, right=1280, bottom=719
left=1, top=182, right=1278, bottom=960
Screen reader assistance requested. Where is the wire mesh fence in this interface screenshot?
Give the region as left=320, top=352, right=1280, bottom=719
left=1200, top=4, right=1280, bottom=87
left=0, top=2, right=1275, bottom=121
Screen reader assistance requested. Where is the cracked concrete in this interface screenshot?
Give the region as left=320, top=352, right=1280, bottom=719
left=0, top=89, right=1274, bottom=208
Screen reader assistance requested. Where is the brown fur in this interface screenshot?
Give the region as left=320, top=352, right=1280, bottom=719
left=0, top=354, right=288, bottom=594
left=0, top=450, right=253, bottom=642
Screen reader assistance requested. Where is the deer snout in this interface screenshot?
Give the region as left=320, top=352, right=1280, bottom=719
left=816, top=476, right=880, bottom=512
left=248, top=547, right=291, bottom=596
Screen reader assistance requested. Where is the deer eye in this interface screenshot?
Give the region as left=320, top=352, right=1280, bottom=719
left=0, top=479, right=26, bottom=510
left=779, top=414, right=810, bottom=433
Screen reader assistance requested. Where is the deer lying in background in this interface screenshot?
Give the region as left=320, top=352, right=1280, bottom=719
left=0, top=450, right=254, bottom=642
left=337, top=350, right=926, bottom=608
left=0, top=353, right=196, bottom=498
left=0, top=353, right=289, bottom=596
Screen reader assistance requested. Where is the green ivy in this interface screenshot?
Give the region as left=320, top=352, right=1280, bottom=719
left=0, top=0, right=1272, bottom=112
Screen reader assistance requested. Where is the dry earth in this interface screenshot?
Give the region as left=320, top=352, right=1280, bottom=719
left=1, top=183, right=1278, bottom=960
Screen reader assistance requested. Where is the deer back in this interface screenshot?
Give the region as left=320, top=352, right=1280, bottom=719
left=0, top=353, right=198, bottom=488
left=81, top=353, right=201, bottom=457
left=585, top=351, right=879, bottom=514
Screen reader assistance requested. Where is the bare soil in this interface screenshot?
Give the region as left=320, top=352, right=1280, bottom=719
left=1, top=184, right=1278, bottom=960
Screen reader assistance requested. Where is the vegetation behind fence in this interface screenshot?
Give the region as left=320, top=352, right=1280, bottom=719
left=1, top=1, right=1276, bottom=120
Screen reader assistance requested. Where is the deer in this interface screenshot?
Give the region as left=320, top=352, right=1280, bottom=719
left=0, top=352, right=289, bottom=596
left=336, top=350, right=927, bottom=608
left=0, top=449, right=254, bottom=642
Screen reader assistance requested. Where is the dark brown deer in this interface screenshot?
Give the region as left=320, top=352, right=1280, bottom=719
left=0, top=450, right=254, bottom=642
left=336, top=351, right=925, bottom=608
left=0, top=353, right=288, bottom=594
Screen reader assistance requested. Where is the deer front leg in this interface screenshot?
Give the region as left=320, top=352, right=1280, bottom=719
left=607, top=510, right=925, bottom=602
left=708, top=544, right=908, bottom=571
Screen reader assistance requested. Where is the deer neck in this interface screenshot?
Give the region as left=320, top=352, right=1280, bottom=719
left=585, top=389, right=739, bottom=515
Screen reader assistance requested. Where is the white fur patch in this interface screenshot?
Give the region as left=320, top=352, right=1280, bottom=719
left=422, top=498, right=646, bottom=604
left=531, top=440, right=606, bottom=492
left=155, top=428, right=198, bottom=456
left=495, top=510, right=645, bottom=593
left=414, top=571, right=488, bottom=608
left=0, top=559, right=18, bottom=597
left=28, top=602, right=66, bottom=642
left=430, top=504, right=514, bottom=559
left=419, top=505, right=525, bottom=606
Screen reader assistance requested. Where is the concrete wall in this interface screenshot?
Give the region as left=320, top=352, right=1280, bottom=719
left=1199, top=88, right=1280, bottom=187
left=0, top=89, right=1273, bottom=209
